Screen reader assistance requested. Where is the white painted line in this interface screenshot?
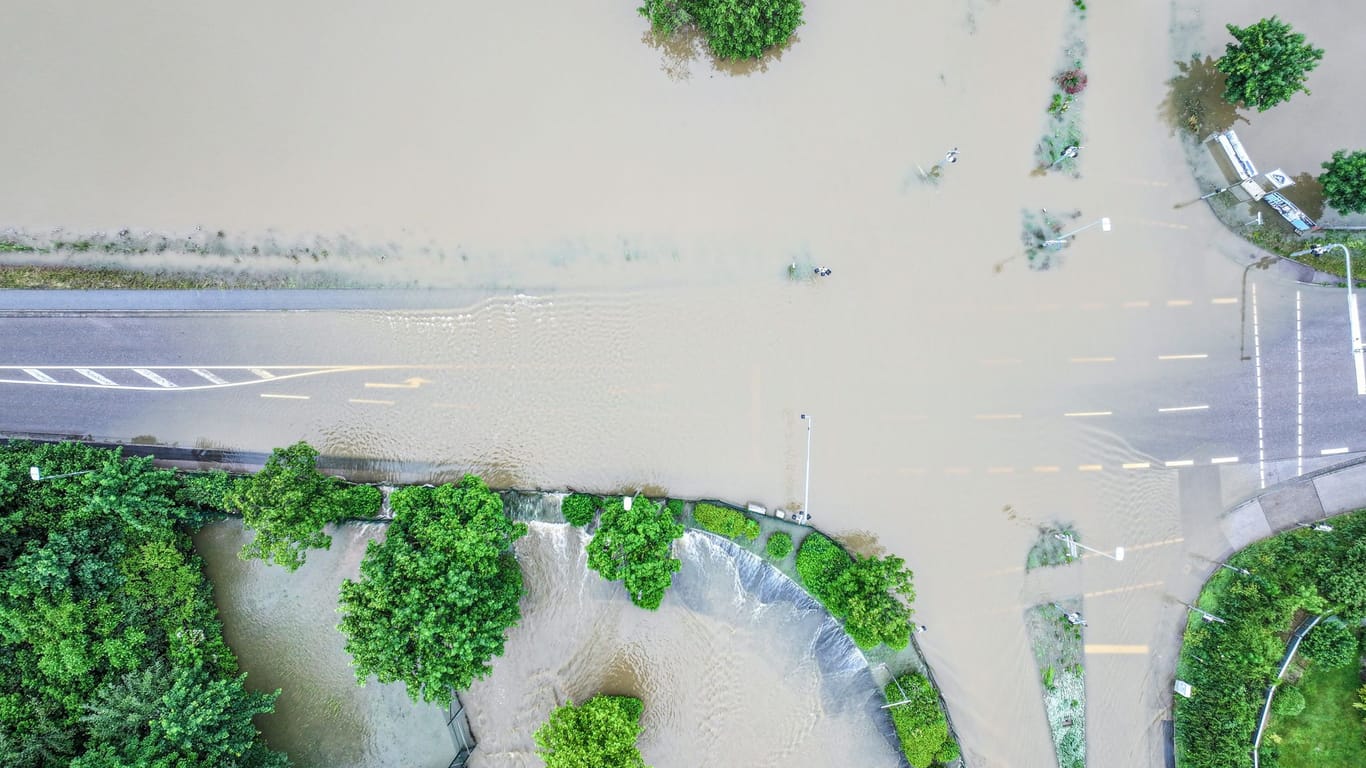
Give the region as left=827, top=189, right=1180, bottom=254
left=1211, top=297, right=1239, bottom=305
left=975, top=413, right=1023, bottom=420
left=1122, top=301, right=1151, bottom=308
left=132, top=368, right=177, bottom=388
left=1165, top=459, right=1195, bottom=468
left=74, top=368, right=117, bottom=386
left=1211, top=456, right=1240, bottom=465
left=1321, top=447, right=1350, bottom=456
left=191, top=368, right=228, bottom=385
left=1166, top=299, right=1193, bottom=307
left=1297, top=291, right=1304, bottom=477
left=1351, top=288, right=1366, bottom=395
left=1033, top=465, right=1061, bottom=473
left=1122, top=462, right=1151, bottom=470
left=1157, top=354, right=1208, bottom=361
left=1253, top=283, right=1266, bottom=489
left=1064, top=411, right=1112, bottom=417
left=260, top=393, right=310, bottom=400
left=348, top=398, right=395, bottom=406
left=249, top=368, right=276, bottom=379
left=21, top=368, right=56, bottom=383
left=1069, top=356, right=1116, bottom=363
left=1158, top=405, right=1209, bottom=413
left=1078, top=464, right=1103, bottom=472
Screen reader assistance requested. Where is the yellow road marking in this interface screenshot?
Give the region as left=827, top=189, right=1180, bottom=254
left=1126, top=536, right=1184, bottom=552
left=1078, top=464, right=1103, bottom=472
left=1085, top=644, right=1150, bottom=654
left=1166, top=299, right=1193, bottom=307
left=1122, top=462, right=1151, bottom=469
left=987, top=466, right=1016, bottom=474
left=1033, top=465, right=1061, bottom=473
left=348, top=398, right=395, bottom=406
left=1123, top=301, right=1151, bottom=308
left=1065, top=411, right=1112, bottom=417
left=1084, top=580, right=1164, bottom=598
left=1212, top=297, right=1239, bottom=304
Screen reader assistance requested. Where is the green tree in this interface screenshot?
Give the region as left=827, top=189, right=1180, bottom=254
left=1299, top=620, right=1358, bottom=668
left=534, top=695, right=649, bottom=768
left=1215, top=17, right=1323, bottom=111
left=1319, top=150, right=1366, bottom=215
left=639, top=0, right=803, bottom=61
left=586, top=496, right=684, bottom=610
left=337, top=476, right=527, bottom=704
left=828, top=554, right=916, bottom=650
left=79, top=663, right=285, bottom=768
left=227, top=442, right=350, bottom=571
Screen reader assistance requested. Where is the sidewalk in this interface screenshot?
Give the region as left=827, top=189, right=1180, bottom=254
left=1218, top=454, right=1366, bottom=552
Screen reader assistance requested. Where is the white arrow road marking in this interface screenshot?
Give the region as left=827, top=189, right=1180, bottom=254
left=22, top=368, right=56, bottom=383
left=74, top=368, right=117, bottom=386
left=191, top=368, right=228, bottom=385
left=133, top=369, right=177, bottom=388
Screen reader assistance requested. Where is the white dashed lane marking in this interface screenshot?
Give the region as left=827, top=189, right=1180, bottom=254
left=74, top=368, right=117, bottom=386
left=1158, top=405, right=1209, bottom=413
left=133, top=369, right=177, bottom=388
left=1322, top=447, right=1350, bottom=456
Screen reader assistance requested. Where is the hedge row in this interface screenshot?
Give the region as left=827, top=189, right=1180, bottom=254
left=693, top=502, right=760, bottom=541
left=885, top=673, right=958, bottom=766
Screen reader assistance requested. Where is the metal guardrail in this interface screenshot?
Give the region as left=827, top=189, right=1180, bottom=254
left=1251, top=614, right=1324, bottom=768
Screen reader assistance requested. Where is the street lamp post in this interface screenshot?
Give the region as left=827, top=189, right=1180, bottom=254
left=29, top=466, right=96, bottom=482
left=1044, top=217, right=1112, bottom=248
left=1183, top=601, right=1227, bottom=624
left=1290, top=243, right=1365, bottom=395
left=1054, top=532, right=1125, bottom=561
left=1297, top=521, right=1333, bottom=533
left=1218, top=561, right=1252, bottom=576
left=799, top=414, right=812, bottom=523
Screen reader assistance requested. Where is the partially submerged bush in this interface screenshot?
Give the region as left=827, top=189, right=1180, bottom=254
left=794, top=532, right=853, bottom=606
left=694, top=502, right=759, bottom=540
left=639, top=0, right=804, bottom=61
left=562, top=493, right=600, bottom=527
left=766, top=531, right=793, bottom=559
left=884, top=673, right=952, bottom=767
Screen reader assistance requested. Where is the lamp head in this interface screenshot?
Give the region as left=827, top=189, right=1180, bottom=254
left=1100, top=217, right=1112, bottom=232
left=29, top=467, right=40, bottom=481
left=1114, top=547, right=1125, bottom=561
left=800, top=413, right=807, bottom=420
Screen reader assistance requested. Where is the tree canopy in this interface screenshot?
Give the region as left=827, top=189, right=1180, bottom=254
left=1319, top=150, right=1366, bottom=215
left=1215, top=16, right=1323, bottom=111
left=586, top=496, right=684, bottom=610
left=638, top=0, right=804, bottom=60
left=828, top=554, right=916, bottom=650
left=534, top=695, right=649, bottom=768
left=0, top=440, right=285, bottom=767
left=337, top=475, right=527, bottom=705
left=226, top=441, right=380, bottom=572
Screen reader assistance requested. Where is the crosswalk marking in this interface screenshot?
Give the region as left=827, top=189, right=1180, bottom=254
left=249, top=368, right=275, bottom=379
left=22, top=368, right=56, bottom=383
left=132, top=369, right=177, bottom=388
left=74, top=368, right=117, bottom=386
left=191, top=368, right=227, bottom=385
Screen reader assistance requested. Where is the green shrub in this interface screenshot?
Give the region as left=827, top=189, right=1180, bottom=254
left=884, top=673, right=950, bottom=767
left=337, top=483, right=383, bottom=519
left=936, top=739, right=961, bottom=763
left=562, top=493, right=600, bottom=527
left=1300, top=620, right=1358, bottom=668
left=1272, top=685, right=1306, bottom=716
left=794, top=532, right=852, bottom=609
left=665, top=498, right=685, bottom=519
left=765, top=532, right=792, bottom=559
left=694, top=502, right=759, bottom=540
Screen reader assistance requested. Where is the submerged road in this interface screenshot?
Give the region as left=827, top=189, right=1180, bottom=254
left=0, top=265, right=1362, bottom=768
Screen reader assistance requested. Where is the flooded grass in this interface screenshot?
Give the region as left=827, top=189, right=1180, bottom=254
left=1025, top=524, right=1079, bottom=571
left=1033, top=2, right=1090, bottom=176
left=0, top=263, right=359, bottom=289
left=1026, top=600, right=1086, bottom=768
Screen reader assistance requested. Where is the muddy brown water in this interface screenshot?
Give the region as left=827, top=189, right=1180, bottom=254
left=7, top=0, right=1365, bottom=766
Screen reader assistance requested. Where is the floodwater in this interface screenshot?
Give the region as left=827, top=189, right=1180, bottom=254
left=191, top=519, right=899, bottom=768
left=5, top=0, right=1366, bottom=766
